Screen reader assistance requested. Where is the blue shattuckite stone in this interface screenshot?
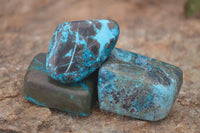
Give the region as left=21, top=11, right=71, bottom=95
left=46, top=19, right=119, bottom=83
left=24, top=53, right=97, bottom=116
left=98, top=48, right=183, bottom=121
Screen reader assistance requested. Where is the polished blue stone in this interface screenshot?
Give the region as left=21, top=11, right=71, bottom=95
left=46, top=19, right=119, bottom=83
left=98, top=48, right=183, bottom=121
left=24, top=53, right=97, bottom=116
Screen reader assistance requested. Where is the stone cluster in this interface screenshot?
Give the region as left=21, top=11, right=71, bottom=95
left=24, top=19, right=183, bottom=121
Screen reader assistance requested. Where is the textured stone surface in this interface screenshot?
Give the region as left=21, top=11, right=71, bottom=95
left=46, top=19, right=119, bottom=83
left=0, top=0, right=200, bottom=132
left=24, top=53, right=97, bottom=116
left=98, top=48, right=183, bottom=121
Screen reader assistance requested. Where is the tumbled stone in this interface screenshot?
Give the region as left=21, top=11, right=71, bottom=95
left=24, top=53, right=97, bottom=116
left=46, top=19, right=119, bottom=83
left=98, top=48, right=183, bottom=121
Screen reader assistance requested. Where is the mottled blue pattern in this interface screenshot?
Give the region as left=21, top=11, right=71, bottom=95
left=98, top=48, right=183, bottom=121
left=46, top=19, right=119, bottom=83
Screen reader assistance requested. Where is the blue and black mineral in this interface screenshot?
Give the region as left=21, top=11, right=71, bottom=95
left=98, top=48, right=183, bottom=121
left=47, top=19, right=119, bottom=83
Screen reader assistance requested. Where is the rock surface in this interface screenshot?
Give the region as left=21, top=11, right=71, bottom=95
left=24, top=53, right=97, bottom=116
left=46, top=19, right=119, bottom=83
left=98, top=48, right=182, bottom=121
left=0, top=0, right=200, bottom=132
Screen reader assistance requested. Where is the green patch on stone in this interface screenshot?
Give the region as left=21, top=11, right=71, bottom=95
left=185, top=0, right=200, bottom=17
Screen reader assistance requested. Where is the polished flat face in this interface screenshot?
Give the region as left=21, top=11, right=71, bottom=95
left=98, top=48, right=183, bottom=121
left=46, top=19, right=119, bottom=83
left=24, top=53, right=97, bottom=116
